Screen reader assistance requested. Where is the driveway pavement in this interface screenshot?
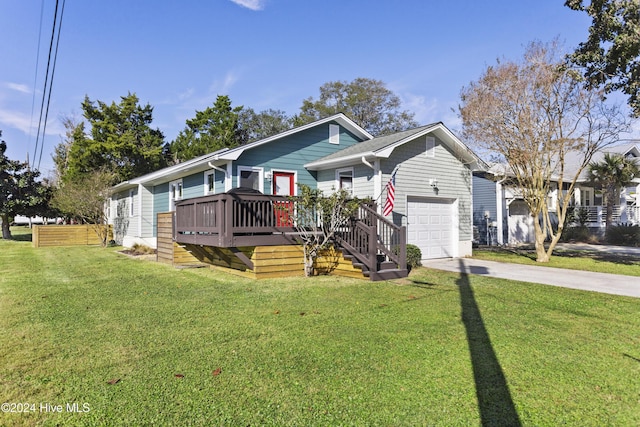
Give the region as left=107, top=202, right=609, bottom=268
left=422, top=254, right=640, bottom=298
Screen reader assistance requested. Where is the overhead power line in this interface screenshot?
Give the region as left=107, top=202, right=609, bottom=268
left=33, top=0, right=66, bottom=172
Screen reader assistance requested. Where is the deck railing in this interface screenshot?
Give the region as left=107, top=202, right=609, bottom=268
left=174, top=193, right=297, bottom=247
left=174, top=192, right=407, bottom=279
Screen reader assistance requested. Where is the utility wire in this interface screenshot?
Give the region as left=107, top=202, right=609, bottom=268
left=27, top=0, right=45, bottom=169
left=33, top=0, right=60, bottom=171
left=38, top=0, right=66, bottom=171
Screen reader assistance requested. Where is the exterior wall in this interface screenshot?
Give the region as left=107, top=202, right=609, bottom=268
left=232, top=122, right=363, bottom=194
left=381, top=135, right=474, bottom=243
left=317, top=163, right=375, bottom=196
left=140, top=184, right=154, bottom=238
left=472, top=175, right=499, bottom=244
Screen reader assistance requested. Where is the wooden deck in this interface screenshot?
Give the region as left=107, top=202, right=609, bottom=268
left=170, top=192, right=408, bottom=281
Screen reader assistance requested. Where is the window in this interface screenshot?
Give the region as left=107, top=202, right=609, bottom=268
left=329, top=124, right=340, bottom=144
left=426, top=136, right=436, bottom=157
left=205, top=171, right=216, bottom=194
left=238, top=167, right=263, bottom=192
left=169, top=179, right=183, bottom=211
left=129, top=189, right=135, bottom=217
left=337, top=168, right=353, bottom=195
left=582, top=189, right=591, bottom=206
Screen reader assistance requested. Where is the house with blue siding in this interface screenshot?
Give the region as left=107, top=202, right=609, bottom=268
left=110, top=113, right=485, bottom=266
left=109, top=114, right=372, bottom=248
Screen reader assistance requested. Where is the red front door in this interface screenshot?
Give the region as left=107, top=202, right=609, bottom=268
left=273, top=172, right=295, bottom=227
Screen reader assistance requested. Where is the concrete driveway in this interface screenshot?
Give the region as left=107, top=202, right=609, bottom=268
left=422, top=253, right=640, bottom=298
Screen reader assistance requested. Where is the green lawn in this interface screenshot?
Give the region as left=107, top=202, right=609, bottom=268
left=473, top=247, right=640, bottom=276
left=1, top=231, right=639, bottom=426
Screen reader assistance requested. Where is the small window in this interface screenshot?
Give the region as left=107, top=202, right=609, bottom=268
left=238, top=167, right=263, bottom=192
left=205, top=171, right=215, bottom=194
left=129, top=189, right=135, bottom=217
left=337, top=169, right=353, bottom=195
left=329, top=124, right=340, bottom=145
left=426, top=136, right=435, bottom=157
left=169, top=179, right=183, bottom=211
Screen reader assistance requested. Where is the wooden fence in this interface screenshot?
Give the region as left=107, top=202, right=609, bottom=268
left=32, top=224, right=113, bottom=248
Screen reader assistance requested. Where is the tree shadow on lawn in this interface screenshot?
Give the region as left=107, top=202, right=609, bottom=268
left=457, top=258, right=522, bottom=427
left=486, top=246, right=640, bottom=266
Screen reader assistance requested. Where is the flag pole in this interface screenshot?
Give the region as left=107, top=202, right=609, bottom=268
left=374, top=164, right=400, bottom=203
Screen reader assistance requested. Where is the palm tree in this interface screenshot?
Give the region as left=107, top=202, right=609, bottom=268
left=587, top=153, right=640, bottom=229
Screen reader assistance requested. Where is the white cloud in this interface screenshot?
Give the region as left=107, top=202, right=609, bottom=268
left=229, top=0, right=265, bottom=11
left=5, top=82, right=31, bottom=94
left=0, top=108, right=32, bottom=134
left=208, top=70, right=240, bottom=96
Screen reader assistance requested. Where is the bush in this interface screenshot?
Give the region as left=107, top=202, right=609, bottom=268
left=406, top=244, right=422, bottom=269
left=560, top=226, right=591, bottom=243
left=605, top=224, right=640, bottom=247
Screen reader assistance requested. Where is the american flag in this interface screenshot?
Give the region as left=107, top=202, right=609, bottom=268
left=383, top=173, right=396, bottom=216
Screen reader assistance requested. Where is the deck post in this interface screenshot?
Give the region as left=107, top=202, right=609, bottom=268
left=369, top=212, right=378, bottom=271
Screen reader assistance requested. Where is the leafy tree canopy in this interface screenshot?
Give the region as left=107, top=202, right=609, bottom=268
left=566, top=0, right=640, bottom=116
left=296, top=77, right=418, bottom=136
left=169, top=95, right=246, bottom=163
left=588, top=152, right=640, bottom=228
left=57, top=93, right=167, bottom=184
left=238, top=108, right=294, bottom=143
left=0, top=132, right=51, bottom=239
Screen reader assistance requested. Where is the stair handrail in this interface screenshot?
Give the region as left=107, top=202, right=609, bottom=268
left=335, top=202, right=406, bottom=273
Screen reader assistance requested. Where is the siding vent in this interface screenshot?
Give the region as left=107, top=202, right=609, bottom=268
left=329, top=124, right=340, bottom=144
left=426, top=136, right=435, bottom=157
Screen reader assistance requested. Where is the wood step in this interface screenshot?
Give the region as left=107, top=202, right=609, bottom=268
left=369, top=268, right=409, bottom=281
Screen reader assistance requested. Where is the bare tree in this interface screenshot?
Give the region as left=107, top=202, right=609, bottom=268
left=51, top=169, right=115, bottom=246
left=459, top=41, right=632, bottom=262
left=292, top=185, right=360, bottom=276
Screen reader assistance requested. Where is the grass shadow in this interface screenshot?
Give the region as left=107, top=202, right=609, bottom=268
left=457, top=258, right=521, bottom=426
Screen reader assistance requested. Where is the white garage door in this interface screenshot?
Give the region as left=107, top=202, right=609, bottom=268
left=407, top=197, right=456, bottom=259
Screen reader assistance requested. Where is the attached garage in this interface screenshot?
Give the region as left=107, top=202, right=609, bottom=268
left=407, top=197, right=458, bottom=260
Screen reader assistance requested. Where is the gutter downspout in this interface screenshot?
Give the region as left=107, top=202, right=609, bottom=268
left=208, top=161, right=232, bottom=192
left=496, top=177, right=506, bottom=245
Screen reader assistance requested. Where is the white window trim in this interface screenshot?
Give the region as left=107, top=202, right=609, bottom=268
left=426, top=136, right=436, bottom=158
left=169, top=179, right=183, bottom=211
left=335, top=167, right=354, bottom=194
left=237, top=166, right=264, bottom=193
left=329, top=124, right=340, bottom=145
left=204, top=170, right=216, bottom=195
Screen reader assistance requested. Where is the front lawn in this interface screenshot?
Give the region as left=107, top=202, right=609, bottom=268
left=1, top=234, right=639, bottom=426
left=473, top=247, right=640, bottom=276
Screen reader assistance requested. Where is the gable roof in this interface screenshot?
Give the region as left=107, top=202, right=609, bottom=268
left=111, top=113, right=372, bottom=192
left=207, top=113, right=373, bottom=164
left=304, top=122, right=486, bottom=171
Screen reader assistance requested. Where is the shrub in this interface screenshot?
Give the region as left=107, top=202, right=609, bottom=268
left=605, top=224, right=640, bottom=247
left=560, top=226, right=591, bottom=242
left=406, top=244, right=422, bottom=269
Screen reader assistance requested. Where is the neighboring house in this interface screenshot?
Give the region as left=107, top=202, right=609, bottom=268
left=305, top=122, right=485, bottom=260
left=110, top=114, right=484, bottom=280
left=109, top=113, right=372, bottom=248
left=473, top=143, right=640, bottom=245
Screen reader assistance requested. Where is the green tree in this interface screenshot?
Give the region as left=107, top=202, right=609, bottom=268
left=51, top=169, right=116, bottom=246
left=566, top=0, right=640, bottom=116
left=238, top=108, right=293, bottom=142
left=57, top=93, right=167, bottom=184
left=296, top=77, right=418, bottom=136
left=170, top=95, right=246, bottom=163
left=0, top=133, right=49, bottom=239
left=588, top=152, right=640, bottom=228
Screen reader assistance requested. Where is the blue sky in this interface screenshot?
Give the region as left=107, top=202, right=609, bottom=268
left=0, top=0, right=633, bottom=176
